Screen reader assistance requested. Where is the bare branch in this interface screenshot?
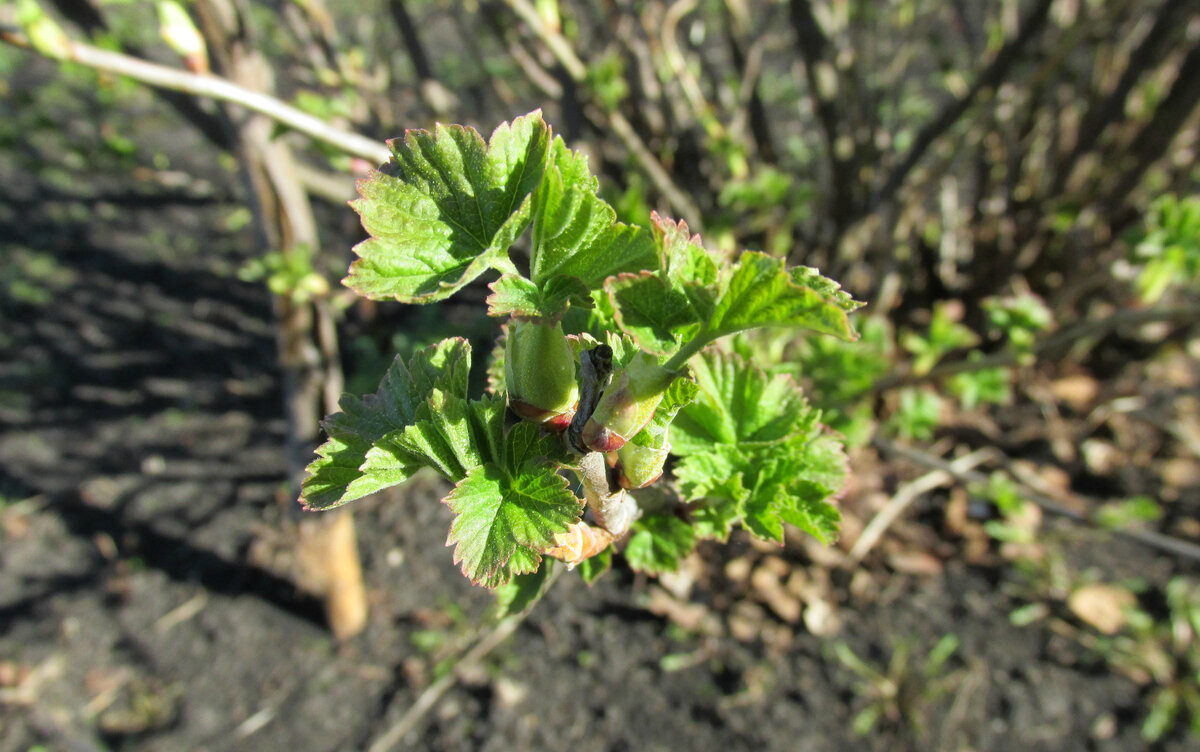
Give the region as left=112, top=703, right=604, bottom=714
left=1106, top=42, right=1200, bottom=205
left=47, top=0, right=231, bottom=151
left=869, top=0, right=1055, bottom=213
left=501, top=0, right=705, bottom=230
left=849, top=447, right=998, bottom=563
left=480, top=8, right=563, bottom=99
left=661, top=0, right=715, bottom=135
left=874, top=437, right=1200, bottom=564
left=387, top=0, right=458, bottom=117
left=787, top=0, right=857, bottom=233
left=723, top=2, right=776, bottom=163
left=0, top=26, right=391, bottom=164
left=871, top=302, right=1200, bottom=394
left=1055, top=0, right=1189, bottom=193
left=577, top=452, right=638, bottom=537
left=566, top=345, right=639, bottom=537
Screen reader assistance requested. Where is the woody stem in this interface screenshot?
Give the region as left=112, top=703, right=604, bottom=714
left=568, top=344, right=638, bottom=536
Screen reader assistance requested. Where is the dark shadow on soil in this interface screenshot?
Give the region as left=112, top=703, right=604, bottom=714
left=44, top=490, right=326, bottom=628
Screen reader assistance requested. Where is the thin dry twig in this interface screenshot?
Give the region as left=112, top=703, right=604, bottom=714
left=874, top=436, right=1200, bottom=563
left=0, top=656, right=64, bottom=707
left=502, top=0, right=704, bottom=230
left=849, top=447, right=998, bottom=562
left=152, top=593, right=208, bottom=634
left=365, top=568, right=561, bottom=752
left=661, top=0, right=717, bottom=136
left=871, top=302, right=1200, bottom=394
left=0, top=27, right=391, bottom=164
left=868, top=0, right=1056, bottom=213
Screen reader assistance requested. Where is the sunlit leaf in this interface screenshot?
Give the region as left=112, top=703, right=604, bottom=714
left=672, top=349, right=817, bottom=453
left=443, top=423, right=582, bottom=588
left=485, top=273, right=590, bottom=321
left=346, top=111, right=551, bottom=302
left=708, top=251, right=861, bottom=341
left=530, top=138, right=656, bottom=289
left=300, top=338, right=471, bottom=510
left=671, top=350, right=844, bottom=544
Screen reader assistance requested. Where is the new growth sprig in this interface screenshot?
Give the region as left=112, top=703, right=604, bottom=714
left=299, top=110, right=864, bottom=597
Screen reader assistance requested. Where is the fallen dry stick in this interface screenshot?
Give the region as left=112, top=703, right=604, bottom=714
left=849, top=446, right=998, bottom=563
left=366, top=567, right=561, bottom=752
left=873, top=437, right=1200, bottom=563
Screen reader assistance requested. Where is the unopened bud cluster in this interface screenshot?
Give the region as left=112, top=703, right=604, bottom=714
left=507, top=330, right=679, bottom=493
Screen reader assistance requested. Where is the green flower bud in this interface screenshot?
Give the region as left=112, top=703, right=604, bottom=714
left=582, top=352, right=674, bottom=452
left=505, top=319, right=578, bottom=431
left=616, top=441, right=670, bottom=489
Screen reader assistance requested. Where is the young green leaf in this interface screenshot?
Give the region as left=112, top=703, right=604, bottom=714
left=624, top=512, right=698, bottom=575
left=604, top=214, right=718, bottom=355
left=480, top=136, right=657, bottom=322
left=671, top=349, right=817, bottom=454
left=485, top=273, right=591, bottom=321
left=443, top=422, right=582, bottom=588
left=672, top=445, right=739, bottom=498
left=605, top=272, right=706, bottom=355
left=530, top=139, right=656, bottom=291
left=889, top=387, right=943, bottom=440
left=716, top=435, right=844, bottom=545
left=688, top=496, right=743, bottom=542
left=364, top=386, right=480, bottom=483
left=493, top=560, right=556, bottom=618
left=651, top=212, right=720, bottom=289
left=358, top=365, right=510, bottom=490
left=466, top=392, right=509, bottom=468
left=774, top=434, right=846, bottom=543
left=789, top=266, right=863, bottom=314
left=345, top=111, right=551, bottom=302
left=946, top=358, right=1011, bottom=409
left=902, top=302, right=977, bottom=375
left=670, top=350, right=844, bottom=544
left=607, top=214, right=861, bottom=355
left=707, top=251, right=861, bottom=341
left=300, top=338, right=472, bottom=511
left=673, top=449, right=744, bottom=541
left=576, top=547, right=612, bottom=584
